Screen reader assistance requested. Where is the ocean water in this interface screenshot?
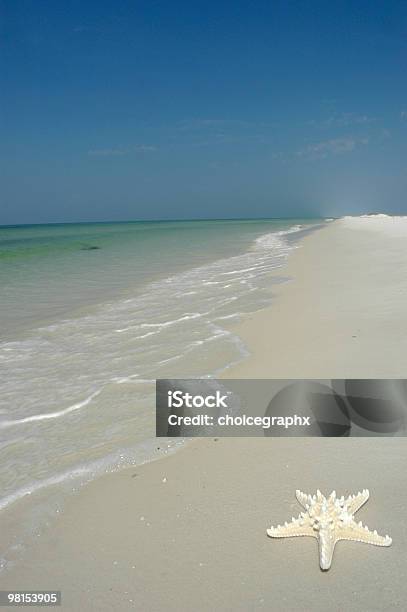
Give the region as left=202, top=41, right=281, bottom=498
left=0, top=218, right=322, bottom=561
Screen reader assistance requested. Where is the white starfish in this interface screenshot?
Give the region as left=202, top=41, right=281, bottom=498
left=267, top=489, right=392, bottom=570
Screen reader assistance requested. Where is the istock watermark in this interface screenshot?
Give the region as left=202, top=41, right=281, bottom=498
left=156, top=379, right=407, bottom=437
left=167, top=389, right=229, bottom=409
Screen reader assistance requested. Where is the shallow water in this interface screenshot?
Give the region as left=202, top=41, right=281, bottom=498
left=0, top=218, right=322, bottom=558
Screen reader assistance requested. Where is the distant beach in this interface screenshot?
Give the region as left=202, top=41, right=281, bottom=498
left=1, top=215, right=407, bottom=610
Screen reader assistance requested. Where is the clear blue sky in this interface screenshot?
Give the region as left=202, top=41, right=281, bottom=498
left=1, top=0, right=407, bottom=224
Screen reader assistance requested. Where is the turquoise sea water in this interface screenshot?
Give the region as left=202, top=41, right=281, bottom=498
left=0, top=218, right=323, bottom=564
left=0, top=220, right=315, bottom=337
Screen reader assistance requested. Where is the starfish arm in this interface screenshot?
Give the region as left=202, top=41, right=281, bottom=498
left=337, top=522, right=392, bottom=547
left=295, top=489, right=311, bottom=509
left=345, top=489, right=370, bottom=514
left=267, top=517, right=315, bottom=539
left=318, top=530, right=337, bottom=571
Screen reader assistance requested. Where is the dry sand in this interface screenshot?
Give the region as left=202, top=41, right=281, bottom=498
left=1, top=216, right=407, bottom=611
left=226, top=215, right=407, bottom=378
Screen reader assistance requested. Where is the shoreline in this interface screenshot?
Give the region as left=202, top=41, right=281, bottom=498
left=0, top=219, right=313, bottom=521
left=1, top=216, right=407, bottom=610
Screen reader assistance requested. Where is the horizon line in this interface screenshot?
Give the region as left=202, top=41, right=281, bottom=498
left=0, top=215, right=331, bottom=229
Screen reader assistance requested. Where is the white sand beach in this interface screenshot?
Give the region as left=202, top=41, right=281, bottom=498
left=1, top=216, right=407, bottom=611
left=226, top=215, right=407, bottom=379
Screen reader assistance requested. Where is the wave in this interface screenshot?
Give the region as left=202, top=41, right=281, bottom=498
left=0, top=221, right=317, bottom=519
left=0, top=389, right=102, bottom=429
